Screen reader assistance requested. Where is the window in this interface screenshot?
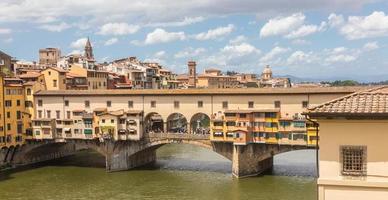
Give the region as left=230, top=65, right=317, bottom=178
left=5, top=100, right=12, bottom=107
left=302, top=101, right=309, bottom=108
left=65, top=100, right=69, bottom=106
left=17, top=123, right=23, bottom=134
left=17, top=100, right=21, bottom=106
left=174, top=101, right=180, bottom=109
left=248, top=101, right=254, bottom=108
left=128, top=101, right=133, bottom=108
left=53, top=80, right=57, bottom=87
left=239, top=113, right=247, bottom=118
left=225, top=113, right=236, bottom=117
left=38, top=110, right=42, bottom=118
left=107, top=101, right=111, bottom=107
left=274, top=101, right=281, bottom=108
left=226, top=121, right=236, bottom=126
left=341, top=146, right=367, bottom=176
left=66, top=111, right=71, bottom=119
left=37, top=100, right=42, bottom=107
left=120, top=119, right=126, bottom=124
left=56, top=111, right=60, bottom=119
left=16, top=111, right=21, bottom=120
left=293, top=121, right=306, bottom=128
left=7, top=112, right=10, bottom=118
left=25, top=101, right=33, bottom=108
left=85, top=101, right=90, bottom=108
left=111, top=119, right=114, bottom=123
left=198, top=101, right=203, bottom=108
left=265, top=112, right=277, bottom=118
left=7, top=123, right=11, bottom=131
left=222, top=101, right=228, bottom=109
left=26, top=88, right=32, bottom=95
left=151, top=101, right=156, bottom=108
left=47, top=110, right=51, bottom=118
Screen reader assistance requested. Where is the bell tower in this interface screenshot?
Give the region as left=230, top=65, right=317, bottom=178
left=84, top=37, right=94, bottom=60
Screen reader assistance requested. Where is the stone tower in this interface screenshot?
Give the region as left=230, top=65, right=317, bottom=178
left=188, top=61, right=197, bottom=88
left=84, top=37, right=94, bottom=60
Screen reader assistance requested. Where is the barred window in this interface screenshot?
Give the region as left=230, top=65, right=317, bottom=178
left=174, top=101, right=180, bottom=109
left=341, top=146, right=367, bottom=176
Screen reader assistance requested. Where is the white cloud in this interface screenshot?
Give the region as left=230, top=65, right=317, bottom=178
left=148, top=16, right=205, bottom=27
left=340, top=11, right=388, bottom=40
left=285, top=22, right=326, bottom=39
left=193, top=24, right=234, bottom=40
left=144, top=28, right=185, bottom=45
left=229, top=35, right=247, bottom=44
left=260, top=13, right=326, bottom=39
left=287, top=50, right=316, bottom=65
left=260, top=46, right=290, bottom=63
left=97, top=23, right=140, bottom=35
left=104, top=38, right=118, bottom=46
left=328, top=13, right=344, bottom=27
left=174, top=47, right=206, bottom=58
left=221, top=43, right=261, bottom=56
left=70, top=38, right=87, bottom=49
left=0, top=28, right=11, bottom=34
left=0, top=0, right=374, bottom=24
left=39, top=22, right=71, bottom=32
left=154, top=51, right=166, bottom=58
left=68, top=49, right=83, bottom=55
left=363, top=41, right=379, bottom=51
left=260, top=13, right=305, bottom=38
left=324, top=46, right=359, bottom=63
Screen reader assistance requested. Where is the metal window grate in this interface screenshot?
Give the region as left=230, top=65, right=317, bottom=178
left=340, top=146, right=367, bottom=176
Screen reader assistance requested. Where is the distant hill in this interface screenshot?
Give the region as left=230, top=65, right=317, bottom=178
left=276, top=74, right=388, bottom=83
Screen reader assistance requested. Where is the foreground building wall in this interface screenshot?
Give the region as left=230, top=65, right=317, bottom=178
left=318, top=119, right=388, bottom=200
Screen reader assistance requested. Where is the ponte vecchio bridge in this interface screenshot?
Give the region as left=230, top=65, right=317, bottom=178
left=0, top=87, right=366, bottom=177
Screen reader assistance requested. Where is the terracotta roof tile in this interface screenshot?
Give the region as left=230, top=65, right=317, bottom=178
left=306, top=86, right=388, bottom=117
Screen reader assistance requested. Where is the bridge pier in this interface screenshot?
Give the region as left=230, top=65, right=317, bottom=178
left=232, top=144, right=274, bottom=178
left=0, top=148, right=8, bottom=167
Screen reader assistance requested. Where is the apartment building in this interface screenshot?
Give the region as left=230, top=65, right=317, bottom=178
left=39, top=48, right=61, bottom=68
left=0, top=77, right=31, bottom=147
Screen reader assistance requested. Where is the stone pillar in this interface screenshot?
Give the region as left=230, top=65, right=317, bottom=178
left=232, top=144, right=274, bottom=178
left=0, top=148, right=8, bottom=166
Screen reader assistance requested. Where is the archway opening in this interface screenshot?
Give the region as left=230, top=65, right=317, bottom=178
left=190, top=113, right=210, bottom=135
left=273, top=149, right=316, bottom=177
left=166, top=113, right=187, bottom=133
left=154, top=143, right=231, bottom=173
left=145, top=112, right=164, bottom=133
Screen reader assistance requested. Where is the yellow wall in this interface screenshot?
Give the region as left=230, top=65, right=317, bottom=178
left=317, top=119, right=388, bottom=200
left=42, top=68, right=66, bottom=90
left=3, top=85, right=27, bottom=147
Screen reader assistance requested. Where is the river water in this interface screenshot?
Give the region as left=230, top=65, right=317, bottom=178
left=0, top=144, right=317, bottom=200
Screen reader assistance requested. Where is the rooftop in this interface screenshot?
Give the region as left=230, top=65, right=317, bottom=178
left=34, top=86, right=372, bottom=96
left=305, top=86, right=388, bottom=118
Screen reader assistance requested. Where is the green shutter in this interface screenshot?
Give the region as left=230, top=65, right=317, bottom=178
left=84, top=129, right=93, bottom=134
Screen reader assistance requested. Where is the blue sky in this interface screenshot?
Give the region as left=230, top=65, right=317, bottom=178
left=1, top=0, right=388, bottom=80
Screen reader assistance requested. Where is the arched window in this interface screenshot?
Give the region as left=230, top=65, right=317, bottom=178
left=27, top=88, right=32, bottom=95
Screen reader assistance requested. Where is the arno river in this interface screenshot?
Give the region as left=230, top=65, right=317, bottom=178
left=0, top=144, right=317, bottom=200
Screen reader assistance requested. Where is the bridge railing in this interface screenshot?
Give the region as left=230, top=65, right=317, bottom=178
left=145, top=133, right=210, bottom=140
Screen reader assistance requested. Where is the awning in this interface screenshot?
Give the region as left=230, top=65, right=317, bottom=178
left=64, top=128, right=71, bottom=132
left=84, top=129, right=93, bottom=134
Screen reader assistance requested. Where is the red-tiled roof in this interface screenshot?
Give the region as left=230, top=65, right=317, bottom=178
left=305, top=86, right=388, bottom=117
